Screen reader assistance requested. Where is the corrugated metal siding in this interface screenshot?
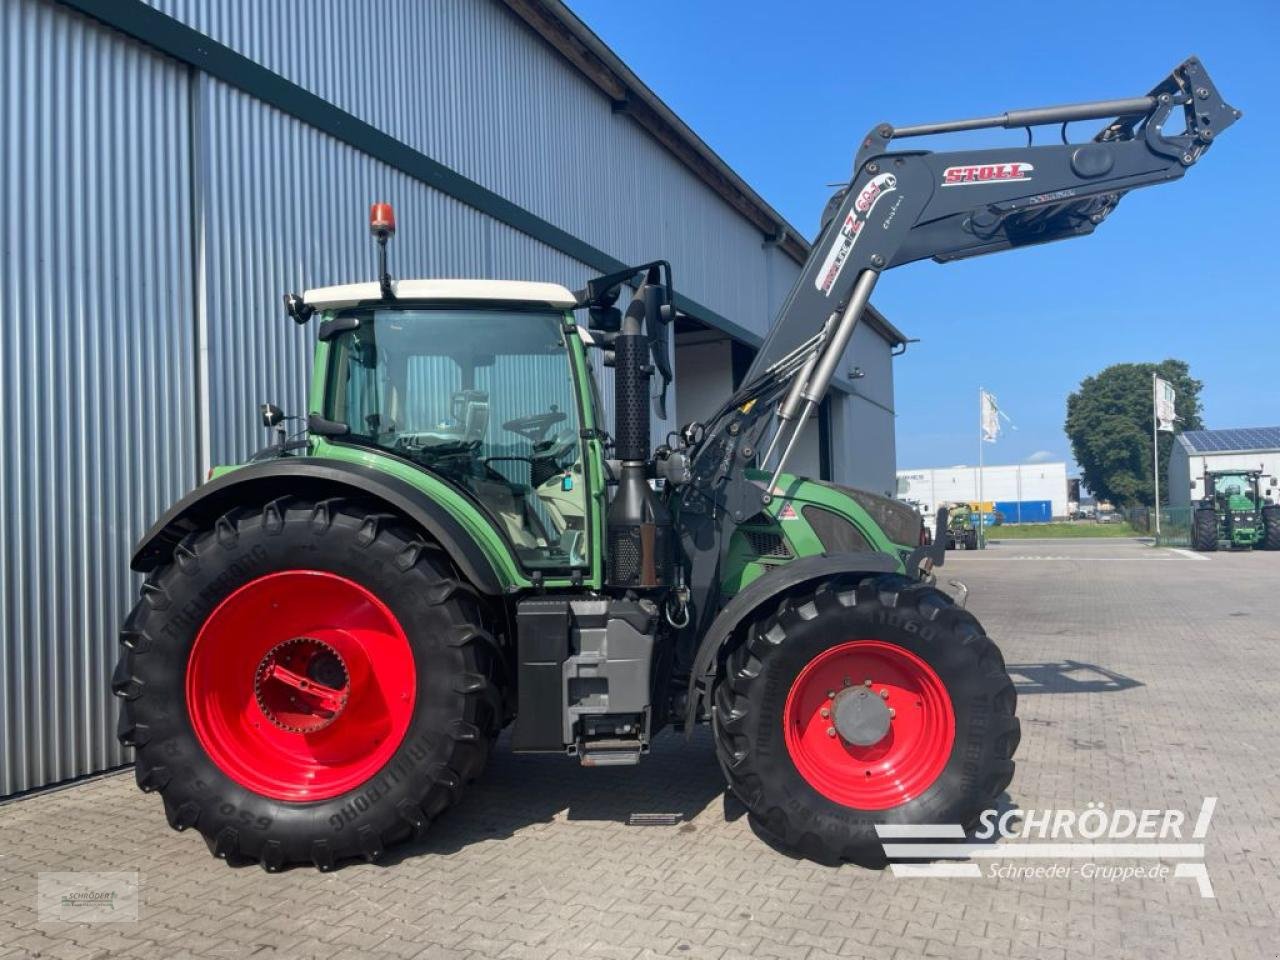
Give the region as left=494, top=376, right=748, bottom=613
left=1, top=0, right=196, bottom=795
left=199, top=75, right=491, bottom=463
left=146, top=0, right=778, bottom=334
left=198, top=74, right=673, bottom=466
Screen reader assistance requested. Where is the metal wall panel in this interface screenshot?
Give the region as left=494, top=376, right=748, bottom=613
left=0, top=0, right=196, bottom=795
left=198, top=75, right=485, bottom=463
left=198, top=76, right=674, bottom=466
left=198, top=76, right=631, bottom=464
left=146, top=0, right=780, bottom=335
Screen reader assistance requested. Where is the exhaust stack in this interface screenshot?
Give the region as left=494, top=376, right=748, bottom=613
left=606, top=283, right=672, bottom=589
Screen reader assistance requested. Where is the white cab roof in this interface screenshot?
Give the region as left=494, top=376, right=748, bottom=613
left=303, top=279, right=578, bottom=310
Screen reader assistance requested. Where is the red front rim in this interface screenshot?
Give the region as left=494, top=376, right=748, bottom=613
left=186, top=571, right=416, bottom=802
left=783, top=640, right=954, bottom=810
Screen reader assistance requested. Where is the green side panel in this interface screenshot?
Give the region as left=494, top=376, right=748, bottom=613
left=720, top=470, right=910, bottom=596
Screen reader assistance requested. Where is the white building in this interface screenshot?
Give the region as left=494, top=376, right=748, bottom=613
left=897, top=462, right=1070, bottom=522
left=1168, top=428, right=1280, bottom=508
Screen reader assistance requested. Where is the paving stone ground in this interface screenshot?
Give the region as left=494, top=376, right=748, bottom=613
left=2, top=538, right=1278, bottom=959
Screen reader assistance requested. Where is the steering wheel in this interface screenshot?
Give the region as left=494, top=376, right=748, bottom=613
left=502, top=405, right=567, bottom=443
left=483, top=427, right=578, bottom=486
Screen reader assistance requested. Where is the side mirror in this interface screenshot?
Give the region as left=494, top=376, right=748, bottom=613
left=261, top=403, right=285, bottom=429
left=283, top=292, right=314, bottom=325
left=588, top=304, right=622, bottom=333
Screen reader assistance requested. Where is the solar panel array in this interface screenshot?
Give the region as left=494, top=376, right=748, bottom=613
left=1179, top=427, right=1280, bottom=453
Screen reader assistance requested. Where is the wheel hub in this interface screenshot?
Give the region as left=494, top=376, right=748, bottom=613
left=254, top=637, right=350, bottom=733
left=831, top=686, right=892, bottom=746
left=782, top=640, right=955, bottom=809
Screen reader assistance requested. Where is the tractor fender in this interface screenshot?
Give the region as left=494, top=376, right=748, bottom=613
left=683, top=551, right=900, bottom=730
left=131, top=458, right=505, bottom=595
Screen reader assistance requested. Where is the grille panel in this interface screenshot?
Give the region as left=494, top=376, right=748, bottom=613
left=744, top=529, right=793, bottom=559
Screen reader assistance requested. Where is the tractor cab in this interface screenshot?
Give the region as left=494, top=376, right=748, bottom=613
left=302, top=279, right=598, bottom=573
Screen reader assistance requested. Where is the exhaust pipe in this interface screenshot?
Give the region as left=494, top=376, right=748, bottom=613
left=607, top=286, right=672, bottom=588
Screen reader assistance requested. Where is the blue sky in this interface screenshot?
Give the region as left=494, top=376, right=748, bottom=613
left=567, top=0, right=1279, bottom=472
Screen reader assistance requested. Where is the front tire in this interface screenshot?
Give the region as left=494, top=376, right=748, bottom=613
left=712, top=574, right=1019, bottom=863
left=114, top=497, right=501, bottom=870
left=1191, top=508, right=1218, bottom=552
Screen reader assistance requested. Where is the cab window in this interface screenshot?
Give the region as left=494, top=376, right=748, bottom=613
left=325, top=307, right=589, bottom=570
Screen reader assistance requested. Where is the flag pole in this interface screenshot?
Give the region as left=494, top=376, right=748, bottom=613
left=1152, top=372, right=1161, bottom=538
left=978, top=387, right=985, bottom=549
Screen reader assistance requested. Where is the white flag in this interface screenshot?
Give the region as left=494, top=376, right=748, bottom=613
left=981, top=390, right=1001, bottom=442
left=1154, top=377, right=1177, bottom=432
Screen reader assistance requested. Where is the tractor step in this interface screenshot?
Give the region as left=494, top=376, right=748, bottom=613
left=577, top=738, right=644, bottom=767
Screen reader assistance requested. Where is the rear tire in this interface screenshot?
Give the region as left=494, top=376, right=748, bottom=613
left=711, top=574, right=1019, bottom=864
left=1192, top=508, right=1218, bottom=552
left=114, top=496, right=501, bottom=870
left=964, top=531, right=979, bottom=551
left=1262, top=505, right=1280, bottom=551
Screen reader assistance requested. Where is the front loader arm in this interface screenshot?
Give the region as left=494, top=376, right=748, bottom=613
left=687, top=57, right=1237, bottom=500
left=747, top=56, right=1238, bottom=380
left=675, top=57, right=1238, bottom=653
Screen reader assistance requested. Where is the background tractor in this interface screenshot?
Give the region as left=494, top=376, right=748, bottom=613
left=1192, top=469, right=1280, bottom=551
left=945, top=504, right=980, bottom=550
left=116, top=58, right=1235, bottom=870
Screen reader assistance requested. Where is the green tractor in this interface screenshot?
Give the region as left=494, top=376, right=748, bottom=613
left=945, top=504, right=980, bottom=551
left=115, top=59, right=1235, bottom=869
left=1191, top=469, right=1280, bottom=551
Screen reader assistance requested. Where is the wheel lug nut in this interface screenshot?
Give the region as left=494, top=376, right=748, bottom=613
left=880, top=689, right=889, bottom=699
left=820, top=708, right=831, bottom=719
left=843, top=677, right=851, bottom=687
left=864, top=679, right=873, bottom=687
left=826, top=726, right=837, bottom=737
left=827, top=690, right=836, bottom=699
left=888, top=708, right=896, bottom=718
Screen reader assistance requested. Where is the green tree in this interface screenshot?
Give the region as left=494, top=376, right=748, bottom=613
left=1065, top=360, right=1203, bottom=507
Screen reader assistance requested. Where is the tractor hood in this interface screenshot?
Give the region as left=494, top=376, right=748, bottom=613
left=751, top=470, right=923, bottom=550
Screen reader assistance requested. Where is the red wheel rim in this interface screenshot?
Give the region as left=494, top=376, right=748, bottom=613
left=187, top=571, right=416, bottom=802
left=783, top=640, right=954, bottom=810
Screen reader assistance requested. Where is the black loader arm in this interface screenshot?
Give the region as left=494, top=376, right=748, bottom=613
left=746, top=56, right=1239, bottom=378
